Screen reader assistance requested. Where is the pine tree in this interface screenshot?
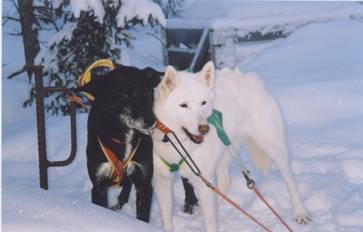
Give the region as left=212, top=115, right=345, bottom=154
left=154, top=0, right=185, bottom=18
left=25, top=0, right=165, bottom=115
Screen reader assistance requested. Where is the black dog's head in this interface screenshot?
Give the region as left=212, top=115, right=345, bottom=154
left=77, top=65, right=163, bottom=133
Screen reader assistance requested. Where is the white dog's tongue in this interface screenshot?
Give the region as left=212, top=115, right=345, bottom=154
left=192, top=134, right=204, bottom=143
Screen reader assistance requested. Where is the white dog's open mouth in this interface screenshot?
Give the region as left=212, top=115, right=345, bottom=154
left=182, top=127, right=204, bottom=144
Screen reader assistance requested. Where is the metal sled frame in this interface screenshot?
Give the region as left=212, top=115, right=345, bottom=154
left=33, top=66, right=77, bottom=190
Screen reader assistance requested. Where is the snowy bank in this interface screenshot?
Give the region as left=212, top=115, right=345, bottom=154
left=3, top=10, right=363, bottom=232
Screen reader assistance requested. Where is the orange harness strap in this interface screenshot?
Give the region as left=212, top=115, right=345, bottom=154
left=156, top=119, right=171, bottom=134
left=98, top=137, right=140, bottom=185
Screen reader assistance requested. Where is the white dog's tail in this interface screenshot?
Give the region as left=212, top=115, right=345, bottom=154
left=244, top=138, right=271, bottom=175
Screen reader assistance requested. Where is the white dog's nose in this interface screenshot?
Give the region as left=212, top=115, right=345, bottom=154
left=198, top=124, right=209, bottom=135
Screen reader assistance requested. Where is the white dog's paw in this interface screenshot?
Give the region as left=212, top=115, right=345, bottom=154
left=295, top=214, right=312, bottom=224
left=162, top=224, right=173, bottom=232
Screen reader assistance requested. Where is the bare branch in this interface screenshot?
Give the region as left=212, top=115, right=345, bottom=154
left=3, top=16, right=20, bottom=21
left=7, top=66, right=27, bottom=79
left=10, top=0, right=19, bottom=12
left=34, top=15, right=60, bottom=31
left=8, top=32, right=23, bottom=36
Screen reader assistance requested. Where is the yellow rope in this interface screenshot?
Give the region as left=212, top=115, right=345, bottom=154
left=78, top=59, right=116, bottom=100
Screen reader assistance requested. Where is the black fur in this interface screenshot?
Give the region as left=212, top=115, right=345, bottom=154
left=182, top=177, right=199, bottom=214
left=77, top=65, right=162, bottom=222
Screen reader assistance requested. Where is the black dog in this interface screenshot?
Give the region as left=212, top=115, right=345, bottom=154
left=76, top=65, right=162, bottom=222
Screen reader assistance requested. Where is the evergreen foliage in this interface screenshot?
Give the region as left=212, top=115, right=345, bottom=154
left=25, top=0, right=164, bottom=115
left=154, top=0, right=185, bottom=18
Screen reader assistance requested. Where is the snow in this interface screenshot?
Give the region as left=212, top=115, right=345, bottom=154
left=117, top=0, right=166, bottom=28
left=70, top=0, right=105, bottom=23
left=168, top=1, right=363, bottom=29
left=2, top=17, right=25, bottom=78
left=3, top=3, right=363, bottom=232
left=241, top=20, right=363, bottom=128
left=168, top=2, right=363, bottom=70
left=123, top=26, right=165, bottom=70
left=35, top=22, right=77, bottom=68
left=2, top=178, right=164, bottom=232
left=342, top=160, right=363, bottom=184
left=2, top=79, right=35, bottom=124
left=63, top=0, right=166, bottom=27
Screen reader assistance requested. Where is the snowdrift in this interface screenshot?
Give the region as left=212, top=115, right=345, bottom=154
left=3, top=15, right=363, bottom=232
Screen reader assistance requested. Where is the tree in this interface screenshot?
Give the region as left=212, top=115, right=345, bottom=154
left=154, top=0, right=185, bottom=18
left=24, top=0, right=165, bottom=115
left=3, top=0, right=64, bottom=81
left=18, top=0, right=40, bottom=81
left=2, top=0, right=39, bottom=81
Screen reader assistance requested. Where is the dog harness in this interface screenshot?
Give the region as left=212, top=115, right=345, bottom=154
left=207, top=109, right=231, bottom=146
left=156, top=119, right=184, bottom=172
left=155, top=109, right=230, bottom=173
left=159, top=156, right=184, bottom=172
left=98, top=137, right=140, bottom=185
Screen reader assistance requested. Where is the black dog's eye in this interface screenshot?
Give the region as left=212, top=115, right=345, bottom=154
left=201, top=100, right=207, bottom=105
left=180, top=103, right=188, bottom=108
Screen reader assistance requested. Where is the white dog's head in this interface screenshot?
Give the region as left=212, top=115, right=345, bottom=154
left=155, top=61, right=216, bottom=144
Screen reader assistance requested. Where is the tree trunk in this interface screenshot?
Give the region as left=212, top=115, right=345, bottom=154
left=18, top=0, right=40, bottom=82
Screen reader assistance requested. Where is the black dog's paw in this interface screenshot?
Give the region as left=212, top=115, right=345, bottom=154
left=111, top=203, right=122, bottom=211
left=183, top=201, right=198, bottom=214
left=111, top=200, right=127, bottom=211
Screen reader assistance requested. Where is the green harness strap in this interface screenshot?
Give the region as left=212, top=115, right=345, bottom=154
left=159, top=156, right=184, bottom=172
left=185, top=67, right=193, bottom=73
left=207, top=109, right=231, bottom=146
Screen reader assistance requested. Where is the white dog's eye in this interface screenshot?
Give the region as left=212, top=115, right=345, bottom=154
left=201, top=100, right=207, bottom=105
left=180, top=103, right=188, bottom=108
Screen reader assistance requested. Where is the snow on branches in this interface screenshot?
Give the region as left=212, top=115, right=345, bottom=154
left=30, top=0, right=166, bottom=115
left=68, top=0, right=166, bottom=26
left=117, top=0, right=166, bottom=27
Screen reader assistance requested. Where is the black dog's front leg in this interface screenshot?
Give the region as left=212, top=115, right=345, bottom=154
left=135, top=180, right=153, bottom=222
left=91, top=183, right=109, bottom=208
left=112, top=178, right=132, bottom=211
left=182, top=177, right=198, bottom=214
left=128, top=164, right=153, bottom=222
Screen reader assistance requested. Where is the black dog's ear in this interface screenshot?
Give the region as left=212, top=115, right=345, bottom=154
left=143, top=67, right=163, bottom=88
left=74, top=74, right=110, bottom=98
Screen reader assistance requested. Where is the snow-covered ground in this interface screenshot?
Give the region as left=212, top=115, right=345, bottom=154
left=3, top=3, right=363, bottom=232
left=169, top=1, right=363, bottom=29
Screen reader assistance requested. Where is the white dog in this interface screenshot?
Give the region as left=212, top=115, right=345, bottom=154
left=152, top=61, right=310, bottom=232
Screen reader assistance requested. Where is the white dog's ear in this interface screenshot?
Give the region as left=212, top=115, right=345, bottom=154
left=198, top=61, right=215, bottom=89
left=159, top=65, right=179, bottom=98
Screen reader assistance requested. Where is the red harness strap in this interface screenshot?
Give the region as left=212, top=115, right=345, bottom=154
left=98, top=137, right=140, bottom=185
left=156, top=119, right=172, bottom=134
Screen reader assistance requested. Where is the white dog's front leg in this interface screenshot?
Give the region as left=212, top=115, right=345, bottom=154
left=192, top=176, right=218, bottom=232
left=154, top=168, right=174, bottom=231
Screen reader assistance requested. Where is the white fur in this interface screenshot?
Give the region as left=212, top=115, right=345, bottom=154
left=153, top=62, right=310, bottom=232
left=119, top=113, right=145, bottom=131
left=124, top=130, right=134, bottom=158
left=96, top=162, right=111, bottom=183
